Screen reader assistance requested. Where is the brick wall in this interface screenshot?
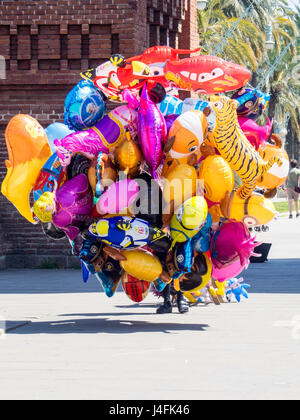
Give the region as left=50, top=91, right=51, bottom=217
left=0, top=0, right=199, bottom=268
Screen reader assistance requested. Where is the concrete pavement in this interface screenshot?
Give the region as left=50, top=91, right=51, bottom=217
left=0, top=216, right=300, bottom=400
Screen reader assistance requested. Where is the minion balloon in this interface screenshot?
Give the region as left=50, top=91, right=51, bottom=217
left=170, top=196, right=208, bottom=246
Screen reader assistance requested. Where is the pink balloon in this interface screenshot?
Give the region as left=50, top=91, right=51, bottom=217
left=54, top=106, right=137, bottom=166
left=137, top=85, right=167, bottom=179
left=238, top=117, right=273, bottom=151
left=96, top=179, right=140, bottom=215
left=212, top=259, right=246, bottom=283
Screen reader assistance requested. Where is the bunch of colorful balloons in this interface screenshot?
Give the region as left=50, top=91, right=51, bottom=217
left=1, top=46, right=290, bottom=306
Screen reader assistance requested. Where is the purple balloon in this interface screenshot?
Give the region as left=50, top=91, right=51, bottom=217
left=52, top=174, right=93, bottom=241
left=164, top=114, right=179, bottom=138
left=137, top=85, right=167, bottom=179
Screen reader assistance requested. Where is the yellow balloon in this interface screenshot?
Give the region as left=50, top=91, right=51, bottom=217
left=120, top=250, right=163, bottom=282
left=257, top=134, right=290, bottom=190
left=170, top=196, right=208, bottom=245
left=1, top=115, right=52, bottom=224
left=163, top=164, right=198, bottom=208
left=114, top=131, right=143, bottom=177
left=32, top=192, right=55, bottom=223
left=221, top=191, right=276, bottom=227
left=198, top=155, right=234, bottom=203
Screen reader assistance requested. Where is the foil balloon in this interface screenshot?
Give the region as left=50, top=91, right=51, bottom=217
left=212, top=259, right=247, bottom=283
left=67, top=154, right=91, bottom=180
left=210, top=219, right=258, bottom=271
left=226, top=278, right=251, bottom=303
left=137, top=84, right=167, bottom=179
left=52, top=174, right=93, bottom=241
left=45, top=123, right=74, bottom=153
left=55, top=105, right=137, bottom=167
left=88, top=153, right=117, bottom=196
left=114, top=131, right=144, bottom=177
left=233, top=88, right=261, bottom=118
left=170, top=196, right=208, bottom=245
left=95, top=271, right=122, bottom=298
left=33, top=152, right=67, bottom=202
left=96, top=254, right=123, bottom=297
left=164, top=110, right=208, bottom=160
left=1, top=114, right=52, bottom=224
left=96, top=179, right=140, bottom=215
left=32, top=191, right=55, bottom=223
left=209, top=95, right=282, bottom=200
left=238, top=117, right=273, bottom=151
left=121, top=89, right=140, bottom=110
left=127, top=46, right=201, bottom=65
left=120, top=249, right=169, bottom=283
left=198, top=155, right=234, bottom=203
left=164, top=114, right=179, bottom=135
left=88, top=216, right=171, bottom=253
left=257, top=134, right=290, bottom=191
left=164, top=55, right=251, bottom=94
left=93, top=256, right=123, bottom=298
left=86, top=58, right=154, bottom=102
left=162, top=164, right=198, bottom=209
left=64, top=79, right=106, bottom=131
left=221, top=191, right=277, bottom=228
left=121, top=271, right=151, bottom=303
left=172, top=250, right=212, bottom=293
left=233, top=87, right=271, bottom=120
left=159, top=96, right=216, bottom=131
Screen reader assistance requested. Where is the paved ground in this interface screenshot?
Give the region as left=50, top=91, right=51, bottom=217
left=0, top=216, right=300, bottom=400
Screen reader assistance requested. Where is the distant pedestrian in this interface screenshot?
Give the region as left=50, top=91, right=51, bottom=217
left=285, top=159, right=300, bottom=219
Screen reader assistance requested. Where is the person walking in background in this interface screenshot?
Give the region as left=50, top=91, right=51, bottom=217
left=286, top=159, right=300, bottom=219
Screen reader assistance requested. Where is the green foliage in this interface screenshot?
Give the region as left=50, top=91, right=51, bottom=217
left=198, top=0, right=300, bottom=138
left=36, top=260, right=60, bottom=269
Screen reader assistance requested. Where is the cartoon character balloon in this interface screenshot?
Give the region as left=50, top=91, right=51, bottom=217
left=64, top=80, right=107, bottom=131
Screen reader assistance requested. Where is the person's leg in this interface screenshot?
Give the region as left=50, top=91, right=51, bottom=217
left=288, top=199, right=293, bottom=218
left=295, top=196, right=299, bottom=217
left=287, top=188, right=293, bottom=217
left=156, top=283, right=172, bottom=314
left=176, top=290, right=189, bottom=314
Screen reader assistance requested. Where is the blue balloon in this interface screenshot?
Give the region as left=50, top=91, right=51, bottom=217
left=64, top=80, right=107, bottom=131
left=232, top=88, right=271, bottom=121
left=45, top=122, right=74, bottom=153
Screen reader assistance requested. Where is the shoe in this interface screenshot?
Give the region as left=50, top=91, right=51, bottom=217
left=156, top=301, right=172, bottom=314
left=296, top=214, right=300, bottom=218
left=177, top=296, right=189, bottom=314
left=289, top=214, right=293, bottom=219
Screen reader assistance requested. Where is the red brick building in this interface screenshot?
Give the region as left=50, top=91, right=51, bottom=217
left=0, top=0, right=199, bottom=269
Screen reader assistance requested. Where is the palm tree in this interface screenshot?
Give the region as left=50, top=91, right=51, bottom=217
left=198, top=0, right=299, bottom=139
left=262, top=4, right=299, bottom=134
left=197, top=1, right=266, bottom=72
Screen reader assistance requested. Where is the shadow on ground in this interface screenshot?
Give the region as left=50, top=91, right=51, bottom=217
left=1, top=259, right=300, bottom=296
left=6, top=318, right=209, bottom=335
left=243, top=259, right=300, bottom=294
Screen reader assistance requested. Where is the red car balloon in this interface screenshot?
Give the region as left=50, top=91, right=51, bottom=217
left=164, top=55, right=252, bottom=94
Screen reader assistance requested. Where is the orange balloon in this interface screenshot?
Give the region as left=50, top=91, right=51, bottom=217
left=1, top=115, right=52, bottom=223
left=114, top=131, right=143, bottom=177
left=198, top=155, right=234, bottom=203
left=257, top=135, right=290, bottom=190
left=120, top=249, right=163, bottom=282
